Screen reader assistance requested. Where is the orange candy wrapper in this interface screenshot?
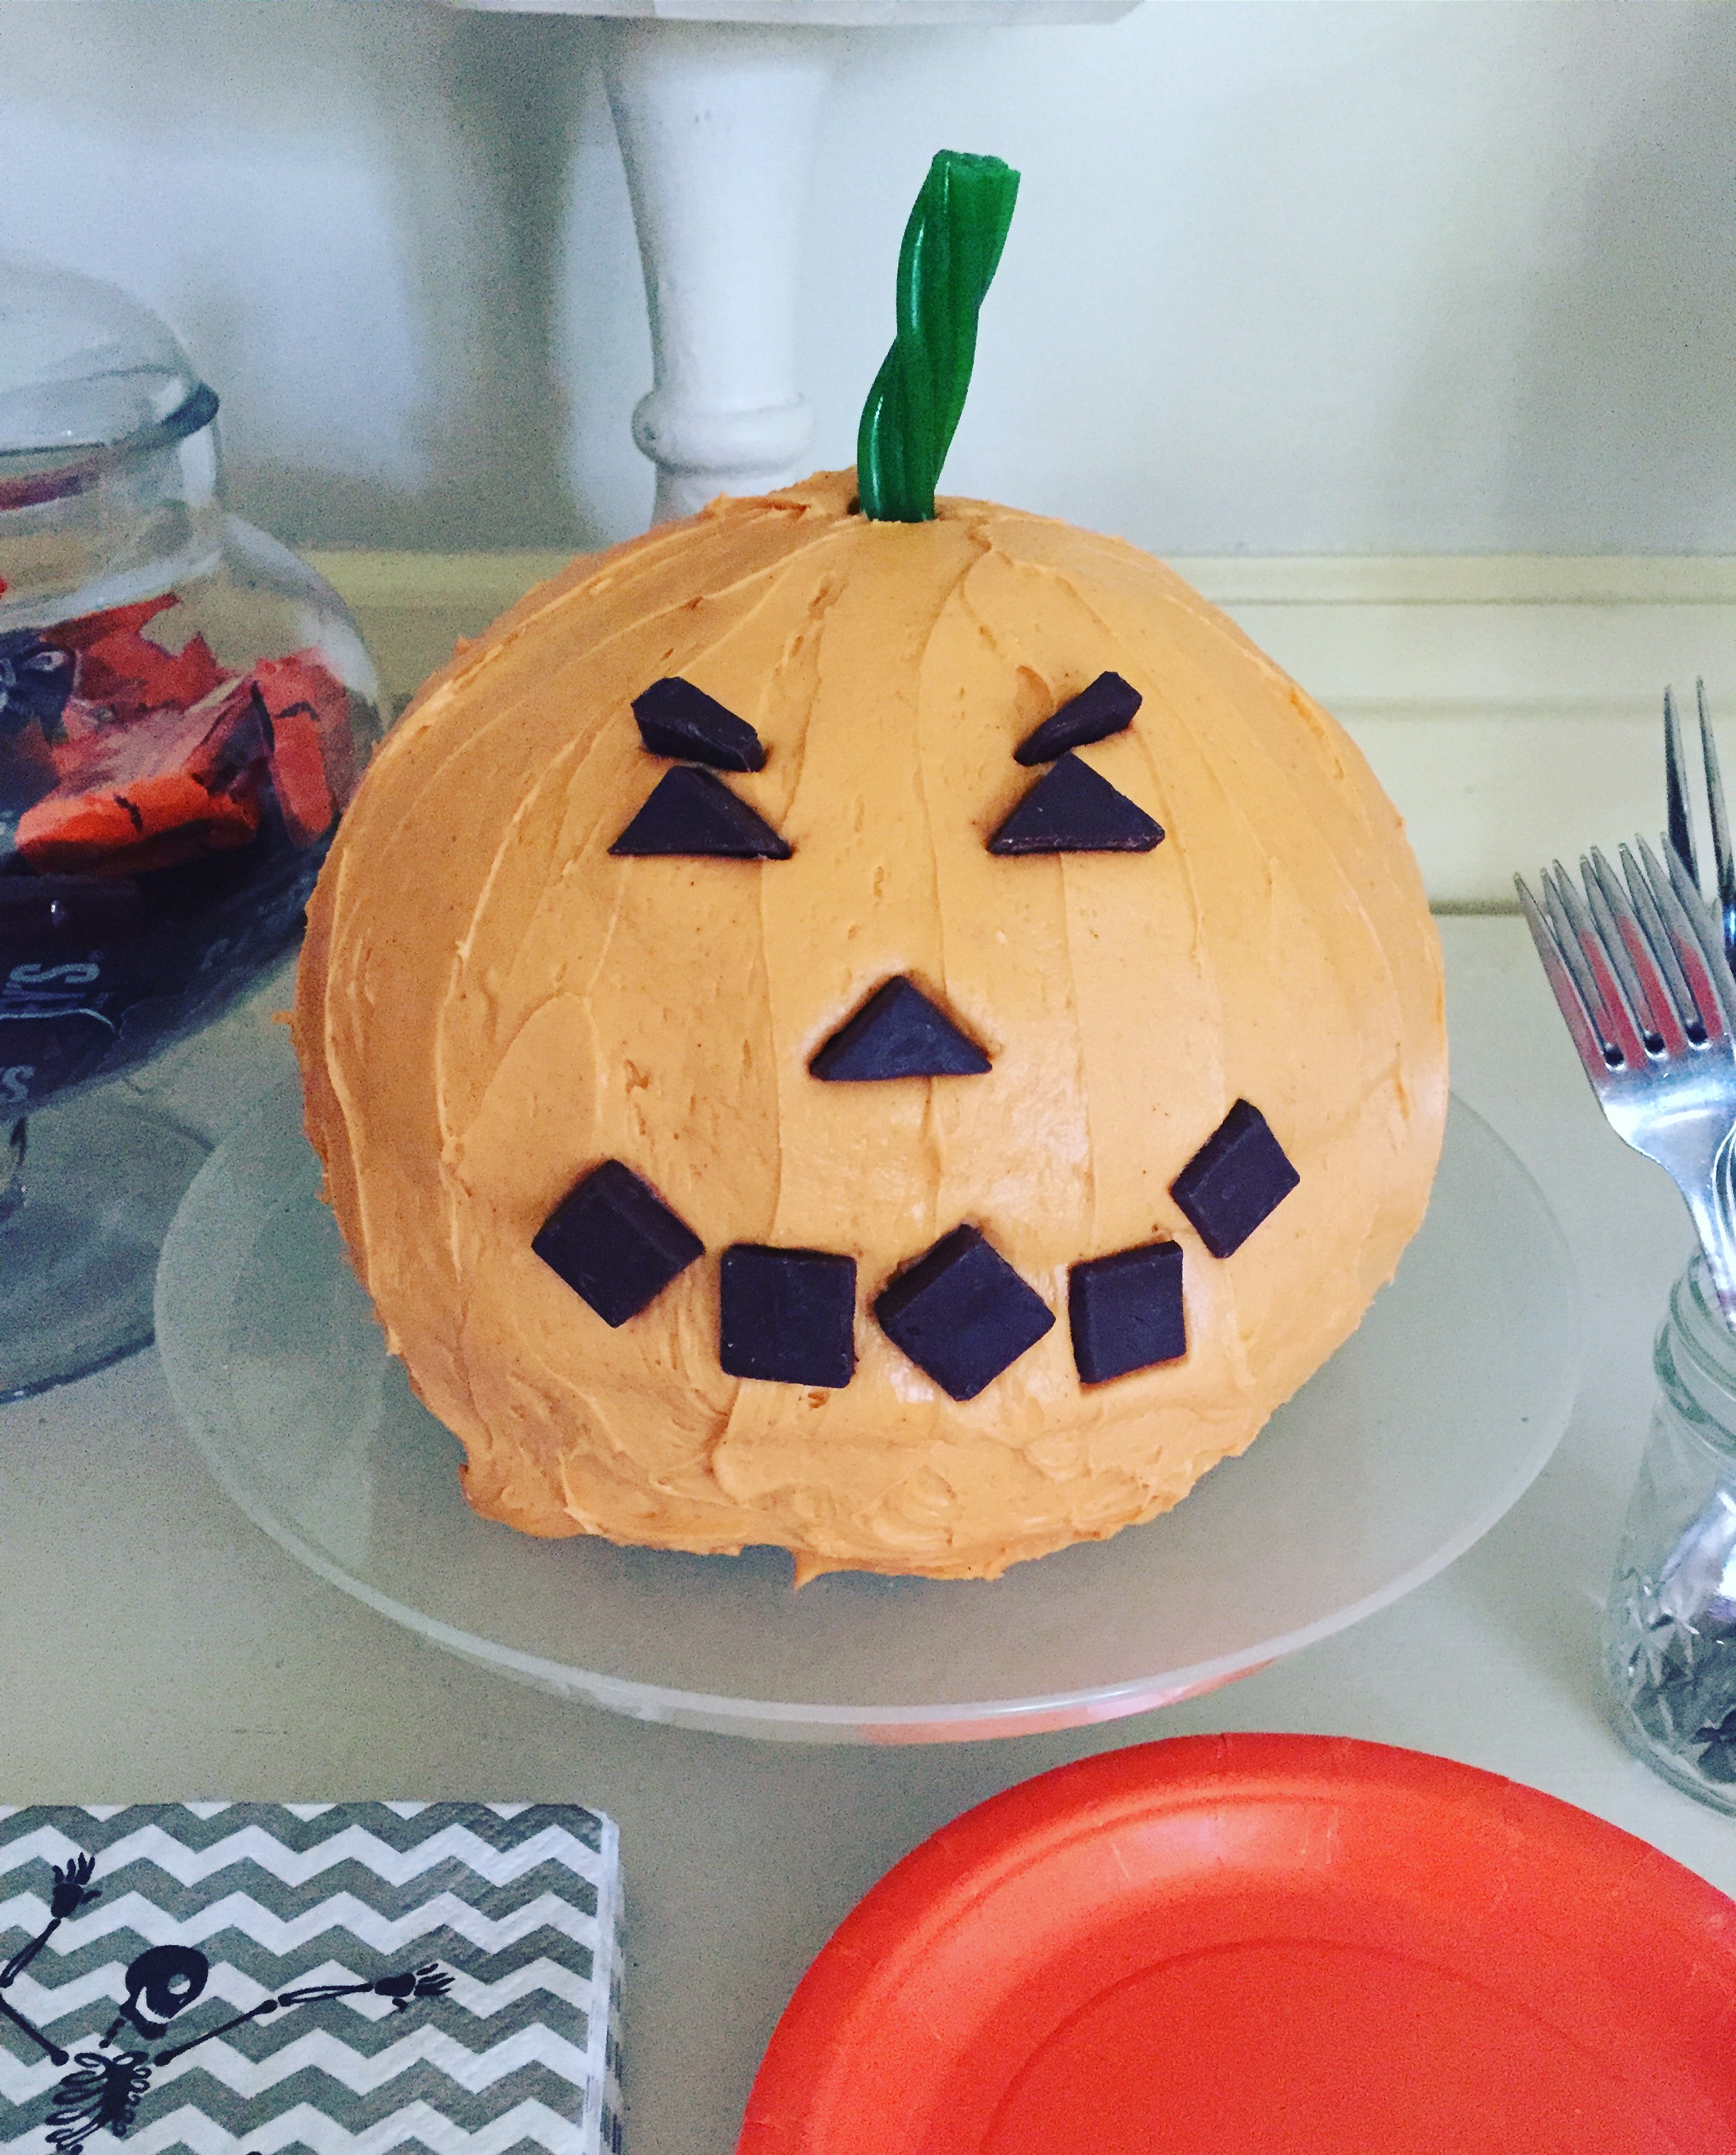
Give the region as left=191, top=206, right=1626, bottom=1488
left=7, top=596, right=356, bottom=876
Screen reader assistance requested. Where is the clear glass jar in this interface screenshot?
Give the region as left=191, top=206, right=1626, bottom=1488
left=0, top=254, right=381, bottom=1111
left=1603, top=1252, right=1736, bottom=1810
left=0, top=253, right=382, bottom=1395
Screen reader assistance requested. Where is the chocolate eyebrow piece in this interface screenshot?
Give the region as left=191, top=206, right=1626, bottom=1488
left=632, top=677, right=767, bottom=771
left=1014, top=670, right=1141, bottom=765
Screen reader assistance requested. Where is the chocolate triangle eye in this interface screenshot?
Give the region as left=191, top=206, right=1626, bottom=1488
left=810, top=975, right=991, bottom=1080
left=633, top=677, right=766, bottom=771
left=610, top=766, right=791, bottom=858
left=1014, top=672, right=1140, bottom=765
left=988, top=752, right=1163, bottom=855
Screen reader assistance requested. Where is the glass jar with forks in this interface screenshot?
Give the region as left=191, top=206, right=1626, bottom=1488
left=1604, top=1252, right=1736, bottom=1809
left=1521, top=682, right=1736, bottom=1807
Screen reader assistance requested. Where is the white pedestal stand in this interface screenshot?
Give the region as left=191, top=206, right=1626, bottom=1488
left=600, top=22, right=833, bottom=522
left=442, top=0, right=1139, bottom=521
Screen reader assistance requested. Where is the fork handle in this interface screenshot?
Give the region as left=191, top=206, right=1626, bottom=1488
left=1678, top=1136, right=1736, bottom=1327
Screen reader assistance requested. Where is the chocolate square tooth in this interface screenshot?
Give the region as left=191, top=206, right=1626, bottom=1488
left=533, top=1158, right=703, bottom=1325
left=874, top=1225, right=1054, bottom=1401
left=720, top=1244, right=857, bottom=1387
left=609, top=766, right=791, bottom=858
left=1013, top=671, right=1141, bottom=765
left=632, top=677, right=767, bottom=771
left=987, top=753, right=1163, bottom=854
left=1069, top=1240, right=1186, bottom=1384
left=1171, top=1100, right=1299, bottom=1258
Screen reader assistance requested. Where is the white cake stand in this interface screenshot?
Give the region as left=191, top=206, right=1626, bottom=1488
left=439, top=0, right=1140, bottom=519
left=155, top=1078, right=1579, bottom=1744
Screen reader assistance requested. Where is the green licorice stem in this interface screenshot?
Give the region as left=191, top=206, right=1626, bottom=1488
left=857, top=151, right=1020, bottom=523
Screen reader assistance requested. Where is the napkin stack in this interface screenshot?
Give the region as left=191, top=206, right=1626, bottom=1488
left=0, top=1803, right=625, bottom=2155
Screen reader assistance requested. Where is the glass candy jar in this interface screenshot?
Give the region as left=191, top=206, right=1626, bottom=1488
left=1603, top=1252, right=1736, bottom=1810
left=0, top=254, right=382, bottom=1396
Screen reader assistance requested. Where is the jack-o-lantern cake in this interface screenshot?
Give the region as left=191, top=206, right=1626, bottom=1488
left=293, top=155, right=1447, bottom=1581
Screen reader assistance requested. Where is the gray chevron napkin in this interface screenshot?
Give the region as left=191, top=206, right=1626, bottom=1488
left=0, top=1804, right=625, bottom=2155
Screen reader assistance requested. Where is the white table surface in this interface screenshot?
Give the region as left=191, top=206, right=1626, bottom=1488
left=4, top=913, right=1730, bottom=2155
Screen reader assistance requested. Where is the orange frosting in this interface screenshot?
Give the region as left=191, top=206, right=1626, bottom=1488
left=292, top=472, right=1447, bottom=1582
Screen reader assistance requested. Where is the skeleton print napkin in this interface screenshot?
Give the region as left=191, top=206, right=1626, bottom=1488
left=0, top=1805, right=624, bottom=2155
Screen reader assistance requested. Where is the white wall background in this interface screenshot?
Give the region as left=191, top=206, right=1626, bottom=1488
left=4, top=0, right=1735, bottom=558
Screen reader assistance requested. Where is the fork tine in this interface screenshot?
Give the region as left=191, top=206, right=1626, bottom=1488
left=1546, top=860, right=1649, bottom=1067
left=1586, top=847, right=1675, bottom=1050
left=1516, top=872, right=1611, bottom=1078
left=1539, top=865, right=1617, bottom=1053
left=1667, top=685, right=1699, bottom=882
left=1644, top=836, right=1736, bottom=1041
left=1620, top=840, right=1698, bottom=1030
left=1696, top=679, right=1736, bottom=976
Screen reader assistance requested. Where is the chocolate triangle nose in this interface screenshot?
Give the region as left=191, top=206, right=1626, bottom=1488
left=810, top=975, right=991, bottom=1081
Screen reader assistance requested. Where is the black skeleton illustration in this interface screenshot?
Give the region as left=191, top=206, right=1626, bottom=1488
left=1, top=1851, right=454, bottom=2155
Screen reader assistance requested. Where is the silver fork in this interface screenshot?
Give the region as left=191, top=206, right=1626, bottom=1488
left=1664, top=679, right=1736, bottom=976
left=1516, top=833, right=1736, bottom=1320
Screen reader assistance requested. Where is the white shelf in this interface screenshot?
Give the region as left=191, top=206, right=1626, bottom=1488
left=443, top=0, right=1139, bottom=21
left=311, top=546, right=1736, bottom=908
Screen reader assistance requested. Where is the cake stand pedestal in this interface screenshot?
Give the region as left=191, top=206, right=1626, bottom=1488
left=440, top=0, right=1140, bottom=520
left=0, top=1087, right=208, bottom=1400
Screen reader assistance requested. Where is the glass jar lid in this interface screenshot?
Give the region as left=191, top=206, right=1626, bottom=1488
left=0, top=253, right=217, bottom=497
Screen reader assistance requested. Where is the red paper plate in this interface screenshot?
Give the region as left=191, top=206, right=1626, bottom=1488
left=739, top=1734, right=1736, bottom=2154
